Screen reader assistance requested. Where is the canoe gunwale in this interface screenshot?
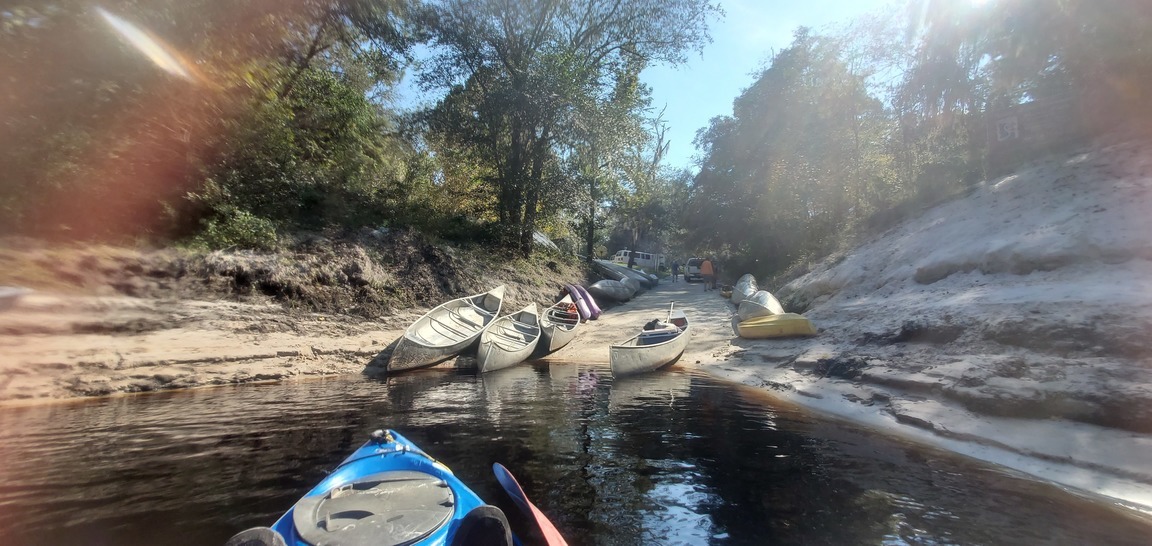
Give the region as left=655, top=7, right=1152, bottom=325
left=609, top=314, right=691, bottom=377
left=389, top=285, right=506, bottom=372
left=478, top=303, right=541, bottom=373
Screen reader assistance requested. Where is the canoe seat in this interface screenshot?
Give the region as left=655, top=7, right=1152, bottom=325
left=490, top=328, right=530, bottom=345
left=637, top=329, right=681, bottom=346
left=464, top=299, right=495, bottom=316
left=428, top=316, right=471, bottom=341
left=447, top=308, right=484, bottom=329
left=509, top=318, right=539, bottom=329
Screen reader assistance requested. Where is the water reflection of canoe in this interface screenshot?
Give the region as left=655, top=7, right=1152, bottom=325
left=225, top=429, right=516, bottom=546
left=610, top=310, right=690, bottom=377
left=540, top=296, right=581, bottom=353
left=737, top=290, right=785, bottom=321
left=482, top=362, right=544, bottom=406
left=608, top=370, right=692, bottom=412
left=389, top=285, right=505, bottom=372
left=478, top=303, right=540, bottom=373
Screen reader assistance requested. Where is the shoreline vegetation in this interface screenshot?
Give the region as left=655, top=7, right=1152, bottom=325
left=5, top=135, right=1152, bottom=518
left=4, top=0, right=1152, bottom=530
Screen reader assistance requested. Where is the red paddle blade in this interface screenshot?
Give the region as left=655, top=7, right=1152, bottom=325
left=492, top=463, right=568, bottom=546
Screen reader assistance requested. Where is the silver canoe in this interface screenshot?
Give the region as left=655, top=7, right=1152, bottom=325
left=737, top=289, right=785, bottom=321
left=539, top=295, right=581, bottom=353
left=593, top=259, right=656, bottom=289
left=477, top=302, right=540, bottom=373
left=587, top=279, right=635, bottom=302
left=610, top=309, right=690, bottom=377
left=389, top=285, right=505, bottom=372
left=590, top=262, right=645, bottom=294
left=731, top=274, right=758, bottom=305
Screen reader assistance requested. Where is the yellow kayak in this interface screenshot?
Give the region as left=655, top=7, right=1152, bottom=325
left=737, top=313, right=817, bottom=339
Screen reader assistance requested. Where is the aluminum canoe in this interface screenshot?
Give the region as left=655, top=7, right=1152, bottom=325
left=737, top=289, right=785, bottom=321
left=588, top=279, right=635, bottom=302
left=592, top=259, right=655, bottom=289
left=731, top=274, right=758, bottom=305
left=539, top=295, right=581, bottom=353
left=389, top=285, right=505, bottom=372
left=609, top=310, right=690, bottom=377
left=478, top=303, right=541, bottom=373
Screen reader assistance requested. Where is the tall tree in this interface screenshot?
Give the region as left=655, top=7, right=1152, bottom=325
left=420, top=0, right=719, bottom=256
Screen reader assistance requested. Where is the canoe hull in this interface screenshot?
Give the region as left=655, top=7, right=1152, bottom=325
left=478, top=303, right=541, bottom=373
left=732, top=274, right=758, bottom=305
left=540, top=296, right=580, bottom=353
left=737, top=290, right=785, bottom=321
left=737, top=313, right=817, bottom=339
left=610, top=311, right=690, bottom=377
left=592, top=259, right=655, bottom=289
left=587, top=279, right=634, bottom=302
left=572, top=284, right=601, bottom=319
left=389, top=286, right=505, bottom=372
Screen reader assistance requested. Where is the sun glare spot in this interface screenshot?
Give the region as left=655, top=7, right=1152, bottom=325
left=96, top=6, right=194, bottom=81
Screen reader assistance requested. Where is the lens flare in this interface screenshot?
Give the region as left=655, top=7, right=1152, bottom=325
left=96, top=6, right=194, bottom=81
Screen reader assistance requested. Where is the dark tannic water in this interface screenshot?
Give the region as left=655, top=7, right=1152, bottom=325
left=0, top=364, right=1149, bottom=545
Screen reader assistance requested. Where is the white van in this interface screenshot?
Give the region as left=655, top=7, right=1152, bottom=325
left=612, top=249, right=665, bottom=270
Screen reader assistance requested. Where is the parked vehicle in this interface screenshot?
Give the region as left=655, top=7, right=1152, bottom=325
left=684, top=257, right=704, bottom=282
left=611, top=249, right=665, bottom=270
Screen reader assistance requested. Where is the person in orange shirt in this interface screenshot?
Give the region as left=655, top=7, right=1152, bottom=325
left=700, top=258, right=715, bottom=291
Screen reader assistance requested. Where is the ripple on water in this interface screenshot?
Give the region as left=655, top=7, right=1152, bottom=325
left=0, top=366, right=1150, bottom=545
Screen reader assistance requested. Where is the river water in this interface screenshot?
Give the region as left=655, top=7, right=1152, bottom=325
left=0, top=364, right=1148, bottom=545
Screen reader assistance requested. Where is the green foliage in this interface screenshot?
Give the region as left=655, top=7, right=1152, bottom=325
left=189, top=207, right=280, bottom=250
left=420, top=0, right=721, bottom=256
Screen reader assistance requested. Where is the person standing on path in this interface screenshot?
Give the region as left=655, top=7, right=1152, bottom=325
left=700, top=258, right=715, bottom=291
left=671, top=261, right=680, bottom=282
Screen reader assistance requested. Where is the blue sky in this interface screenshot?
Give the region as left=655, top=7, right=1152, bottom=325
left=644, top=0, right=891, bottom=172
left=396, top=1, right=892, bottom=172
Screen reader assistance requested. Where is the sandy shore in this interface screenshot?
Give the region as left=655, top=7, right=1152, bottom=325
left=578, top=281, right=1152, bottom=515
left=3, top=276, right=1151, bottom=515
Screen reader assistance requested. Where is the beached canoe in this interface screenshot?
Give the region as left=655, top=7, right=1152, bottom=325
left=592, top=259, right=656, bottom=289
left=224, top=429, right=515, bottom=546
left=389, top=286, right=505, bottom=372
left=539, top=295, right=581, bottom=353
left=731, top=274, right=757, bottom=305
left=572, top=284, right=601, bottom=319
left=587, top=279, right=634, bottom=302
left=478, top=303, right=541, bottom=373
left=737, top=290, right=786, bottom=321
left=610, top=309, right=690, bottom=377
left=737, top=313, right=817, bottom=339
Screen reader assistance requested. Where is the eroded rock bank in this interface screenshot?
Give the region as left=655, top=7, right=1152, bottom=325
left=694, top=134, right=1152, bottom=512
